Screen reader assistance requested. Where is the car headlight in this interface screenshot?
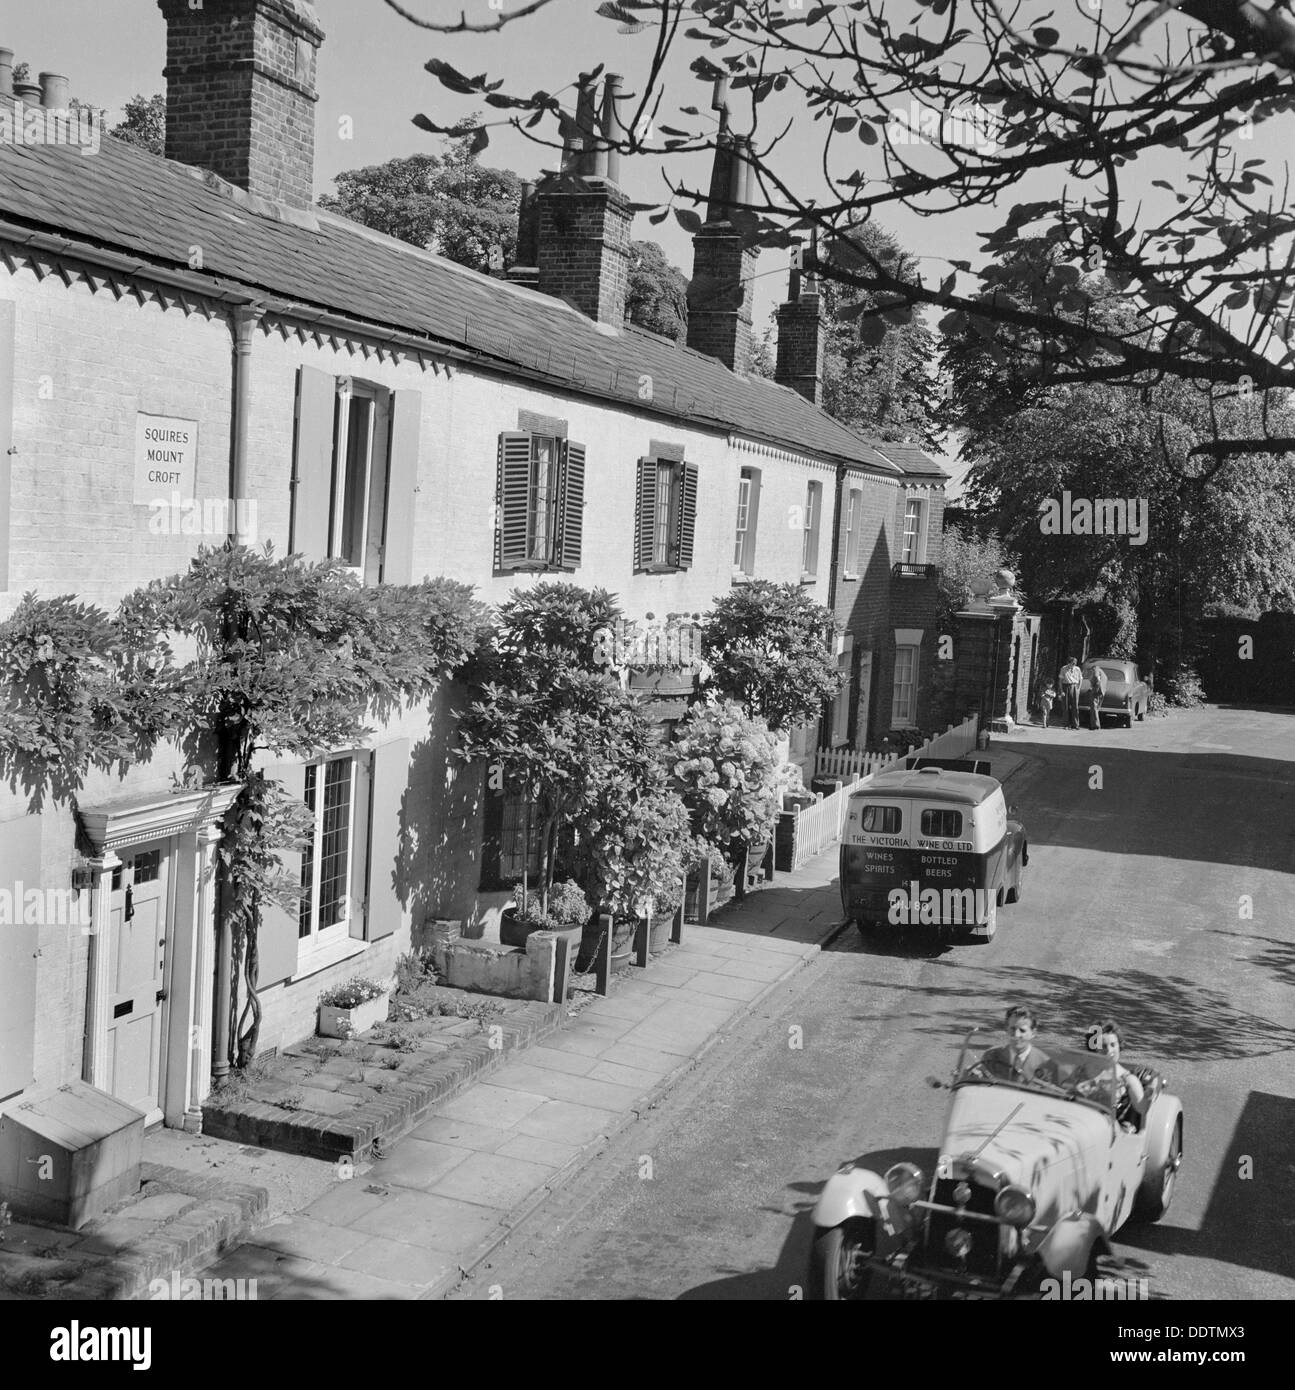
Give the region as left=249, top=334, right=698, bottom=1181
left=885, top=1162, right=925, bottom=1206
left=994, top=1186, right=1036, bottom=1227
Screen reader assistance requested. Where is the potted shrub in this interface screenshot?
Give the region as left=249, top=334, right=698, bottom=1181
left=575, top=773, right=699, bottom=970
left=671, top=699, right=783, bottom=878
left=318, top=976, right=391, bottom=1039
left=500, top=878, right=591, bottom=950
left=684, top=847, right=736, bottom=922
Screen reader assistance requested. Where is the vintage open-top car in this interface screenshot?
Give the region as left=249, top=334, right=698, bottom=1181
left=808, top=1030, right=1184, bottom=1299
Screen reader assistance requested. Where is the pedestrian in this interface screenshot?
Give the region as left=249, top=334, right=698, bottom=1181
left=1088, top=661, right=1108, bottom=730
left=1039, top=683, right=1056, bottom=728
left=1059, top=657, right=1082, bottom=729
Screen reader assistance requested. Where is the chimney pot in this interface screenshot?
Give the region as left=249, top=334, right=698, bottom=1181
left=601, top=73, right=624, bottom=185
left=0, top=50, right=14, bottom=100
left=16, top=80, right=43, bottom=107
left=39, top=72, right=69, bottom=109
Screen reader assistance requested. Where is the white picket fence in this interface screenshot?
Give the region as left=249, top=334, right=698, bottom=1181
left=780, top=714, right=981, bottom=872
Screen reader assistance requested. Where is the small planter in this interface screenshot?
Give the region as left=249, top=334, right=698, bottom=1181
left=318, top=992, right=390, bottom=1039
left=499, top=905, right=586, bottom=952
left=648, top=914, right=671, bottom=954
left=685, top=861, right=735, bottom=922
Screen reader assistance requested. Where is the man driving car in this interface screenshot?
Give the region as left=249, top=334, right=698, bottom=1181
left=974, top=1006, right=1059, bottom=1085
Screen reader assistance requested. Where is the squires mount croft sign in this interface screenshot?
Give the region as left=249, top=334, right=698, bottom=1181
left=134, top=412, right=198, bottom=504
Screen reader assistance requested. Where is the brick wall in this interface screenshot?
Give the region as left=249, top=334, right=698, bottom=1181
left=158, top=0, right=323, bottom=209
left=687, top=229, right=756, bottom=373
left=535, top=184, right=633, bottom=325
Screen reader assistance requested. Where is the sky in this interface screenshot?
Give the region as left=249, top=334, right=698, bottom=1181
left=5, top=0, right=1290, bottom=458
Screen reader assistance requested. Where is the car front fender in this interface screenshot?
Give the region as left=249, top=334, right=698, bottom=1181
left=812, top=1167, right=914, bottom=1253
left=1035, top=1212, right=1111, bottom=1279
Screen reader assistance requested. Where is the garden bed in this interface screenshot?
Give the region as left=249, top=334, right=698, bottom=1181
left=201, top=985, right=563, bottom=1162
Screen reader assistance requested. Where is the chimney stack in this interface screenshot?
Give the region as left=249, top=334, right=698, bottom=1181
left=686, top=130, right=758, bottom=373
left=533, top=72, right=633, bottom=325
left=39, top=72, right=69, bottom=109
left=774, top=232, right=826, bottom=405
left=157, top=0, right=325, bottom=210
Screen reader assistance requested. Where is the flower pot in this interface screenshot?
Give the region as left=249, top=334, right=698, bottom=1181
left=648, top=914, right=671, bottom=953
left=499, top=905, right=585, bottom=952
left=318, top=992, right=389, bottom=1039
left=573, top=914, right=638, bottom=973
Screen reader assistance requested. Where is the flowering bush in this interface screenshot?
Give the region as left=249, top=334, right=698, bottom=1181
left=319, top=976, right=388, bottom=1010
left=671, top=700, right=784, bottom=857
left=583, top=779, right=703, bottom=920
left=510, top=879, right=592, bottom=931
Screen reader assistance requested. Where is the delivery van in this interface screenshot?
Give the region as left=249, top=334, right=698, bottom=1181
left=839, top=767, right=1028, bottom=942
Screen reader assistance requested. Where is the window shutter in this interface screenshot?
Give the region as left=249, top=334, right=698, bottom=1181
left=290, top=367, right=337, bottom=562
left=256, top=762, right=306, bottom=988
left=744, top=467, right=762, bottom=574
left=382, top=390, right=421, bottom=585
left=0, top=299, right=14, bottom=591
left=0, top=814, right=41, bottom=1097
left=479, top=783, right=505, bottom=891
left=635, top=458, right=657, bottom=571
left=366, top=738, right=410, bottom=941
left=558, top=439, right=585, bottom=572
left=675, top=462, right=698, bottom=570
left=496, top=432, right=531, bottom=571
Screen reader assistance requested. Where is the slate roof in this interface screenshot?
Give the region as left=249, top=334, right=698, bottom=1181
left=0, top=134, right=946, bottom=481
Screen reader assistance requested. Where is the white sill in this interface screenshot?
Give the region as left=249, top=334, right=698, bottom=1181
left=842, top=572, right=860, bottom=582
left=799, top=573, right=817, bottom=585
left=290, top=933, right=368, bottom=983
left=730, top=570, right=753, bottom=584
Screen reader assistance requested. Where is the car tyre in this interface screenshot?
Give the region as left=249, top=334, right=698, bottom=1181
left=1005, top=861, right=1024, bottom=904
left=809, top=1220, right=875, bottom=1301
left=1136, top=702, right=1146, bottom=722
left=1134, top=1120, right=1182, bottom=1223
left=965, top=896, right=998, bottom=943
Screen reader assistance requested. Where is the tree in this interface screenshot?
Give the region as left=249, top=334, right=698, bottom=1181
left=111, top=93, right=166, bottom=156
left=700, top=580, right=842, bottom=732
left=456, top=582, right=653, bottom=914
left=398, top=1, right=1295, bottom=459
left=820, top=223, right=943, bottom=450
left=0, top=546, right=486, bottom=1068
left=320, top=123, right=523, bottom=276
left=626, top=239, right=689, bottom=341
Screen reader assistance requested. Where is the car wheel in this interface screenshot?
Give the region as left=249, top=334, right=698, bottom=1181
left=1006, top=861, right=1024, bottom=904
left=854, top=917, right=876, bottom=942
left=966, top=897, right=997, bottom=943
left=809, top=1220, right=875, bottom=1301
left=1134, top=1120, right=1182, bottom=1223
left=1136, top=702, right=1146, bottom=722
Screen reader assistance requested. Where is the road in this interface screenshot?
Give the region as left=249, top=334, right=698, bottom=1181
left=450, top=706, right=1295, bottom=1301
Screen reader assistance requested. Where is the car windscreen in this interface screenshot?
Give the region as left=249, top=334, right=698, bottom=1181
left=957, top=1043, right=1120, bottom=1107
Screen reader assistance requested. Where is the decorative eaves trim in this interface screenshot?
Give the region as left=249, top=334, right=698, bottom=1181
left=728, top=435, right=831, bottom=473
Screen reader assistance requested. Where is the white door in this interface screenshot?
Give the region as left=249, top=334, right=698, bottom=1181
left=104, top=843, right=171, bottom=1123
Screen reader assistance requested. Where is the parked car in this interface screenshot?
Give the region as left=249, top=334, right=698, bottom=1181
left=839, top=768, right=1027, bottom=943
left=1079, top=658, right=1151, bottom=727
left=807, top=1030, right=1183, bottom=1299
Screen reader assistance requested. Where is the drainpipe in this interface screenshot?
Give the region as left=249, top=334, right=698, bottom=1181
left=230, top=303, right=263, bottom=544
left=210, top=302, right=263, bottom=1081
